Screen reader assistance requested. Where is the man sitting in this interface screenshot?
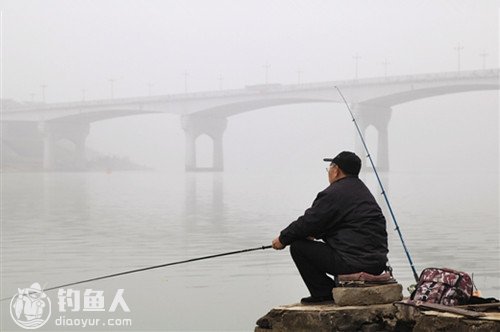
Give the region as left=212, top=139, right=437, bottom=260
left=272, top=151, right=388, bottom=304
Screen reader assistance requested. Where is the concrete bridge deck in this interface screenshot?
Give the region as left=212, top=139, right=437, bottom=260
left=2, top=69, right=498, bottom=171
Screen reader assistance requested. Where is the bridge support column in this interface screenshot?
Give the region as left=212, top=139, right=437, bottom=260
left=212, top=131, right=224, bottom=171
left=181, top=115, right=228, bottom=172
left=72, top=133, right=88, bottom=169
left=38, top=121, right=90, bottom=171
left=352, top=104, right=392, bottom=171
left=42, top=131, right=55, bottom=170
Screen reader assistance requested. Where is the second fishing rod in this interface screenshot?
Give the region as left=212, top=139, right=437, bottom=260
left=335, top=86, right=419, bottom=283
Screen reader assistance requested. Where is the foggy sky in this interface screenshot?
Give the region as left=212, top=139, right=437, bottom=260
left=1, top=0, right=499, bottom=171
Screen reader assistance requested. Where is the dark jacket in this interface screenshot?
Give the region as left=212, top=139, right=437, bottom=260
left=279, top=176, right=388, bottom=271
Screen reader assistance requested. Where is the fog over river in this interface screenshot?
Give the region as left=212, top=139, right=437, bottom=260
left=1, top=1, right=499, bottom=331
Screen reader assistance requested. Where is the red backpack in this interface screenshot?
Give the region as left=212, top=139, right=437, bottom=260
left=410, top=267, right=473, bottom=306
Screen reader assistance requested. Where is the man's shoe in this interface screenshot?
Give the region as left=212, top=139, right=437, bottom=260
left=300, top=295, right=334, bottom=305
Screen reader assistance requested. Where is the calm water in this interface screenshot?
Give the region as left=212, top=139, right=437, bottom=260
left=1, top=170, right=498, bottom=331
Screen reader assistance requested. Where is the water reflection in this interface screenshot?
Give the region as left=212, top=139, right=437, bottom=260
left=42, top=173, right=90, bottom=222
left=184, top=172, right=225, bottom=224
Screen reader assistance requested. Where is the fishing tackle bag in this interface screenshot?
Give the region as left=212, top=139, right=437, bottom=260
left=410, top=267, right=473, bottom=306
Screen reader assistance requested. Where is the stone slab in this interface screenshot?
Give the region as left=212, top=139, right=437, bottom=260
left=255, top=303, right=399, bottom=332
left=332, top=283, right=403, bottom=306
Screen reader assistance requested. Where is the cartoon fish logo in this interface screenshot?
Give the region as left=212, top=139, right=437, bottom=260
left=10, top=282, right=51, bottom=330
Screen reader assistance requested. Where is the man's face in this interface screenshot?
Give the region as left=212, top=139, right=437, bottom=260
left=327, top=163, right=339, bottom=183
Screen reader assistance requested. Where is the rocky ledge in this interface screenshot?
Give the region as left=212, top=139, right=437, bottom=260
left=256, top=302, right=500, bottom=331
left=255, top=283, right=500, bottom=331
left=256, top=302, right=402, bottom=332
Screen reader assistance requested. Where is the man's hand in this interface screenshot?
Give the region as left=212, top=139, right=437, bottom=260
left=272, top=237, right=285, bottom=250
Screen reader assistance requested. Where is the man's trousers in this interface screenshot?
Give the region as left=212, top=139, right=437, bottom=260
left=290, top=239, right=367, bottom=297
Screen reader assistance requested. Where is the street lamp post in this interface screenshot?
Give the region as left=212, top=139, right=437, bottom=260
left=263, top=63, right=270, bottom=84
left=40, top=84, right=47, bottom=103
left=218, top=74, right=223, bottom=90
left=479, top=51, right=488, bottom=70
left=381, top=59, right=390, bottom=78
left=108, top=78, right=116, bottom=99
left=454, top=43, right=464, bottom=72
left=183, top=71, right=189, bottom=93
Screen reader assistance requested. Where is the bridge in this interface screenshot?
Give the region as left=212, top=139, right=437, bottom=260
left=2, top=69, right=498, bottom=171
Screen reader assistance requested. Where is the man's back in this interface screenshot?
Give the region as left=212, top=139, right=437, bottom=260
left=321, top=176, right=388, bottom=272
left=279, top=176, right=388, bottom=272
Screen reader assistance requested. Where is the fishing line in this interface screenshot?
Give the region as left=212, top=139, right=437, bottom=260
left=0, top=245, right=272, bottom=302
left=335, top=86, right=419, bottom=283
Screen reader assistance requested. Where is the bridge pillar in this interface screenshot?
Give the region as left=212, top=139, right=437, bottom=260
left=42, top=130, right=55, bottom=170
left=181, top=115, right=228, bottom=172
left=352, top=104, right=392, bottom=171
left=38, top=121, right=90, bottom=171
left=72, top=133, right=88, bottom=169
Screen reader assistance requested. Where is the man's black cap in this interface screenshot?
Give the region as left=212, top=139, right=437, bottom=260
left=323, top=151, right=361, bottom=176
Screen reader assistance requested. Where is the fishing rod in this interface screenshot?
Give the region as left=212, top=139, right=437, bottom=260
left=0, top=245, right=272, bottom=302
left=335, top=86, right=419, bottom=283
